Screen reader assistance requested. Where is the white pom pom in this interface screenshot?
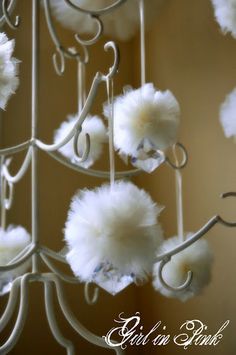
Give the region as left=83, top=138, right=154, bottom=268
left=0, top=225, right=31, bottom=294
left=65, top=181, right=163, bottom=283
left=0, top=33, right=19, bottom=110
left=152, top=234, right=213, bottom=302
left=49, top=0, right=162, bottom=42
left=211, top=0, right=236, bottom=38
left=220, top=88, right=236, bottom=138
left=104, top=83, right=180, bottom=158
left=54, top=114, right=107, bottom=168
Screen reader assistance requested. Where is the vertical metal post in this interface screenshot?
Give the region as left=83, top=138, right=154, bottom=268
left=31, top=0, right=39, bottom=272
left=139, top=0, right=146, bottom=86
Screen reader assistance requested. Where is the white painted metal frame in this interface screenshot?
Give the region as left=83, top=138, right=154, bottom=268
left=0, top=0, right=236, bottom=354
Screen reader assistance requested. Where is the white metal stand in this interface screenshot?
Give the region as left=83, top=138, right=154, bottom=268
left=0, top=1, right=235, bottom=354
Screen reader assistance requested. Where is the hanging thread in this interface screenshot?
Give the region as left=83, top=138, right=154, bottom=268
left=173, top=146, right=184, bottom=242
left=106, top=77, right=115, bottom=186
left=77, top=60, right=86, bottom=114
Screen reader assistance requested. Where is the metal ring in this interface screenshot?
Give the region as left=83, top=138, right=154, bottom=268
left=166, top=142, right=188, bottom=170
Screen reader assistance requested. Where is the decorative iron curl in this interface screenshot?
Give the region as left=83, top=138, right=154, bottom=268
left=73, top=129, right=90, bottom=163
left=166, top=142, right=188, bottom=170
left=44, top=0, right=89, bottom=76
left=1, top=0, right=20, bottom=30
left=154, top=191, right=236, bottom=292
left=63, top=0, right=127, bottom=16
left=75, top=15, right=104, bottom=46
left=84, top=282, right=99, bottom=305
left=158, top=256, right=193, bottom=292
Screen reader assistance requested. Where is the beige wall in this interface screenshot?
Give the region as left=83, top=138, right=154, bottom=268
left=135, top=0, right=236, bottom=354
left=1, top=0, right=236, bottom=354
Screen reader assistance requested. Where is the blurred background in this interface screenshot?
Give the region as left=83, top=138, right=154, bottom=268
left=0, top=0, right=236, bottom=354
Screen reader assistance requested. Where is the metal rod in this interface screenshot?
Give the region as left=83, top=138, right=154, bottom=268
left=44, top=282, right=75, bottom=355
left=31, top=0, right=39, bottom=273
left=0, top=140, right=31, bottom=156
left=0, top=156, right=6, bottom=230
left=139, top=0, right=146, bottom=85
left=53, top=276, right=124, bottom=354
left=47, top=150, right=141, bottom=179
left=0, top=278, right=21, bottom=332
left=3, top=148, right=32, bottom=184
left=0, top=274, right=30, bottom=354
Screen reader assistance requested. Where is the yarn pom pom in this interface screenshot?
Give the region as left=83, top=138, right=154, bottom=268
left=219, top=88, right=236, bottom=139
left=0, top=33, right=19, bottom=110
left=152, top=234, right=213, bottom=302
left=0, top=225, right=31, bottom=295
left=65, top=181, right=163, bottom=285
left=49, top=0, right=162, bottom=42
left=211, top=0, right=236, bottom=38
left=54, top=114, right=107, bottom=168
left=104, top=83, right=180, bottom=163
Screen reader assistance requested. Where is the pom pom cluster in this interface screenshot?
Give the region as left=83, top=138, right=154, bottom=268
left=64, top=181, right=163, bottom=282
left=50, top=0, right=162, bottom=42
left=219, top=88, right=236, bottom=138
left=0, top=225, right=31, bottom=290
left=54, top=114, right=107, bottom=168
left=152, top=234, right=213, bottom=302
left=211, top=0, right=236, bottom=38
left=104, top=83, right=180, bottom=158
left=0, top=32, right=19, bottom=110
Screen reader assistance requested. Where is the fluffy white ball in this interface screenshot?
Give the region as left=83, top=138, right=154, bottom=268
left=54, top=114, right=107, bottom=168
left=0, top=32, right=19, bottom=110
left=65, top=181, right=163, bottom=282
left=219, top=88, right=236, bottom=138
left=211, top=0, right=236, bottom=38
left=49, top=0, right=162, bottom=42
left=104, top=83, right=180, bottom=157
left=152, top=234, right=213, bottom=302
left=0, top=225, right=31, bottom=292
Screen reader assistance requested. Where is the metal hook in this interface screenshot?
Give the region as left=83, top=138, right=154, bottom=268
left=102, top=41, right=120, bottom=80
left=218, top=192, right=236, bottom=227
left=2, top=0, right=20, bottom=30
left=75, top=16, right=103, bottom=47
left=63, top=0, right=127, bottom=16
left=166, top=142, right=188, bottom=170
left=158, top=256, right=193, bottom=292
left=1, top=159, right=14, bottom=210
left=52, top=49, right=65, bottom=76
left=3, top=180, right=14, bottom=210
left=73, top=128, right=90, bottom=163
left=84, top=282, right=99, bottom=305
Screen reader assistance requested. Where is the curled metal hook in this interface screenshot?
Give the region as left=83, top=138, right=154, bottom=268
left=218, top=192, right=236, bottom=227
left=158, top=256, right=193, bottom=292
left=2, top=0, right=20, bottom=30
left=64, top=0, right=127, bottom=16
left=84, top=282, right=99, bottom=305
left=1, top=159, right=14, bottom=210
left=44, top=0, right=88, bottom=75
left=75, top=16, right=103, bottom=47
left=52, top=49, right=65, bottom=76
left=3, top=180, right=14, bottom=210
left=102, top=41, right=120, bottom=80
left=166, top=142, right=188, bottom=170
left=73, top=128, right=90, bottom=163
